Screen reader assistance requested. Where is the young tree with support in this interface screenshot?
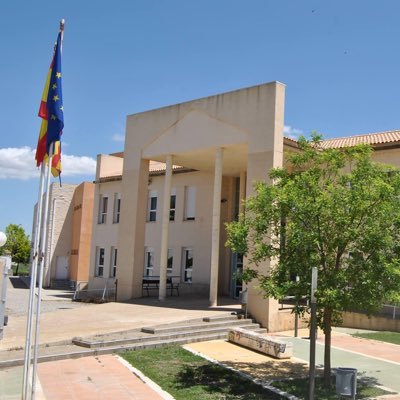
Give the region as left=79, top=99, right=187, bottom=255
left=226, top=134, right=400, bottom=387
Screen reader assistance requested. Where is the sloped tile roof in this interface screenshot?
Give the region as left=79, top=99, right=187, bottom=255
left=318, top=130, right=400, bottom=149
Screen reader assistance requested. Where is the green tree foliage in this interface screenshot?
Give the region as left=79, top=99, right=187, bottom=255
left=0, top=224, right=31, bottom=275
left=226, top=134, right=400, bottom=386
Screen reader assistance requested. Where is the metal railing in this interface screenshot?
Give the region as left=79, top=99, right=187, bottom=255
left=73, top=279, right=116, bottom=302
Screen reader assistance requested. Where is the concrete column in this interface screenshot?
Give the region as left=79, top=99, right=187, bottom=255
left=209, top=147, right=223, bottom=306
left=239, top=171, right=246, bottom=218
left=117, top=159, right=149, bottom=300
left=159, top=155, right=173, bottom=301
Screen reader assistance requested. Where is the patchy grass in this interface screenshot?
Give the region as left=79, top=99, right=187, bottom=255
left=122, top=345, right=284, bottom=399
left=272, top=376, right=394, bottom=399
left=352, top=331, right=400, bottom=346
left=11, top=263, right=29, bottom=276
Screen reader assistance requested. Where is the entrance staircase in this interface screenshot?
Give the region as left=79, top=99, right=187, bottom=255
left=0, top=313, right=266, bottom=368
left=72, top=313, right=266, bottom=351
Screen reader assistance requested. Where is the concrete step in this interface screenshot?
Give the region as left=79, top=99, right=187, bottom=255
left=202, top=314, right=243, bottom=322
left=0, top=331, right=230, bottom=369
left=141, top=318, right=255, bottom=334
left=73, top=322, right=261, bottom=348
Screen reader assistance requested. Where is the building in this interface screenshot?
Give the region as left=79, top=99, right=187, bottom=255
left=88, top=82, right=400, bottom=332
left=29, top=81, right=398, bottom=332
left=31, top=181, right=95, bottom=288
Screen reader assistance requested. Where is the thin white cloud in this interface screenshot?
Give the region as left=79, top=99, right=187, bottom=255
left=112, top=133, right=125, bottom=142
left=0, top=147, right=96, bottom=180
left=283, top=125, right=303, bottom=139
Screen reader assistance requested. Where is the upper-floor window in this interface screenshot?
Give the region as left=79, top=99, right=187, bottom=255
left=113, top=193, right=121, bottom=224
left=110, top=247, right=117, bottom=277
left=148, top=191, right=157, bottom=222
left=170, top=193, right=176, bottom=221
left=98, top=195, right=108, bottom=224
left=95, top=247, right=105, bottom=277
left=184, top=186, right=196, bottom=221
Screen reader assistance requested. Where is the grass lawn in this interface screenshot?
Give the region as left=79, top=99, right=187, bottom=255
left=11, top=263, right=29, bottom=276
left=122, top=345, right=284, bottom=399
left=352, top=331, right=400, bottom=346
left=272, top=376, right=394, bottom=399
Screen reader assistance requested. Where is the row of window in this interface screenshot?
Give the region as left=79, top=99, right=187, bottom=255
left=144, top=247, right=194, bottom=282
left=98, top=193, right=121, bottom=224
left=95, top=246, right=194, bottom=283
left=148, top=186, right=196, bottom=222
left=95, top=246, right=117, bottom=277
left=98, top=186, right=197, bottom=225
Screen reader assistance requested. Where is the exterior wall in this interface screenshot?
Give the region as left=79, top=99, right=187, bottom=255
left=89, top=179, right=121, bottom=291
left=342, top=311, right=400, bottom=333
left=372, top=147, right=400, bottom=167
left=69, top=182, right=95, bottom=284
left=96, top=154, right=123, bottom=178
left=44, top=183, right=77, bottom=287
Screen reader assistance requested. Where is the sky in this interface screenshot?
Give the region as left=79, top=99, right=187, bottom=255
left=1, top=0, right=399, bottom=236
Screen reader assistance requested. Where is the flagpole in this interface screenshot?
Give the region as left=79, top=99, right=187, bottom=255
left=22, top=163, right=46, bottom=400
left=29, top=20, right=65, bottom=399
left=30, top=143, right=54, bottom=399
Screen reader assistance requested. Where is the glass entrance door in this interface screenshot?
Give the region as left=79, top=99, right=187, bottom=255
left=231, top=253, right=243, bottom=299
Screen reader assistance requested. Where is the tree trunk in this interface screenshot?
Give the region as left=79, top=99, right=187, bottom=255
left=15, top=263, right=19, bottom=276
left=323, top=308, right=332, bottom=388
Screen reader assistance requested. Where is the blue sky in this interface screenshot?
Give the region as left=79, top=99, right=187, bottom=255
left=1, top=0, right=399, bottom=235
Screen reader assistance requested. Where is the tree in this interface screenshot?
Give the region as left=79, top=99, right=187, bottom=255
left=0, top=224, right=31, bottom=275
left=226, top=134, right=400, bottom=387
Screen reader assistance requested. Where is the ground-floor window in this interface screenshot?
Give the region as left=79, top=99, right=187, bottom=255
left=182, top=248, right=193, bottom=282
left=167, top=248, right=173, bottom=274
left=110, top=247, right=117, bottom=277
left=95, top=247, right=105, bottom=277
left=144, top=247, right=154, bottom=276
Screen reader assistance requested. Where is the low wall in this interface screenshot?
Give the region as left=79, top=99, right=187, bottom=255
left=342, top=311, right=400, bottom=332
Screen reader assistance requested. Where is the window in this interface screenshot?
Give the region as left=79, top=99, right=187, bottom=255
left=113, top=193, right=121, bottom=224
left=148, top=191, right=157, bottom=222
left=167, top=248, right=173, bottom=274
left=144, top=248, right=154, bottom=276
left=95, top=247, right=105, bottom=277
left=184, top=186, right=196, bottom=220
left=98, top=195, right=108, bottom=224
left=182, top=248, right=193, bottom=282
left=110, top=247, right=117, bottom=277
left=169, top=194, right=176, bottom=221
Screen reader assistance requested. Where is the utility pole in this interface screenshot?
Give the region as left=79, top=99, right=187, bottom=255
left=309, top=267, right=318, bottom=400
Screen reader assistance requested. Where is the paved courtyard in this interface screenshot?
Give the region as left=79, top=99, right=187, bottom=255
left=1, top=277, right=400, bottom=399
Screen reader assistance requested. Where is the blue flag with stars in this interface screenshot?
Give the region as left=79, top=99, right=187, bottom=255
left=46, top=32, right=64, bottom=153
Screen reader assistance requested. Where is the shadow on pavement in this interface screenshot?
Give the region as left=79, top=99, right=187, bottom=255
left=9, top=276, right=28, bottom=289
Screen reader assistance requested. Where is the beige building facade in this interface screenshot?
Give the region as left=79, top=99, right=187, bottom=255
left=87, top=82, right=400, bottom=333
left=88, top=82, right=291, bottom=331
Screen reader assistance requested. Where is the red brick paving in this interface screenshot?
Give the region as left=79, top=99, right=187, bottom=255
left=38, top=355, right=165, bottom=400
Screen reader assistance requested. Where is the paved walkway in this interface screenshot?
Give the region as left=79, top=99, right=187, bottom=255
left=1, top=294, right=240, bottom=351
left=37, top=355, right=167, bottom=400
left=0, top=355, right=169, bottom=400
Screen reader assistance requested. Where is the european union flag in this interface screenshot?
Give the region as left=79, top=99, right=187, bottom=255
left=46, top=32, right=64, bottom=153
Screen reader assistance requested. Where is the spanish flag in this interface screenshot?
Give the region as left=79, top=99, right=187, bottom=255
left=35, top=32, right=64, bottom=177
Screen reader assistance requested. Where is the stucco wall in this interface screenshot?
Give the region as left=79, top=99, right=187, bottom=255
left=89, top=179, right=121, bottom=291
left=70, top=182, right=95, bottom=283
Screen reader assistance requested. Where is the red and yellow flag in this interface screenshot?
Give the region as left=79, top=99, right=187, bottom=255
left=35, top=34, right=63, bottom=177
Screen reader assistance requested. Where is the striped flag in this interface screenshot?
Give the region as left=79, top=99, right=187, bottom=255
left=35, top=32, right=64, bottom=177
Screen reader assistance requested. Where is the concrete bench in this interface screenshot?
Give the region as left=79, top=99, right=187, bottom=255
left=228, top=327, right=292, bottom=359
